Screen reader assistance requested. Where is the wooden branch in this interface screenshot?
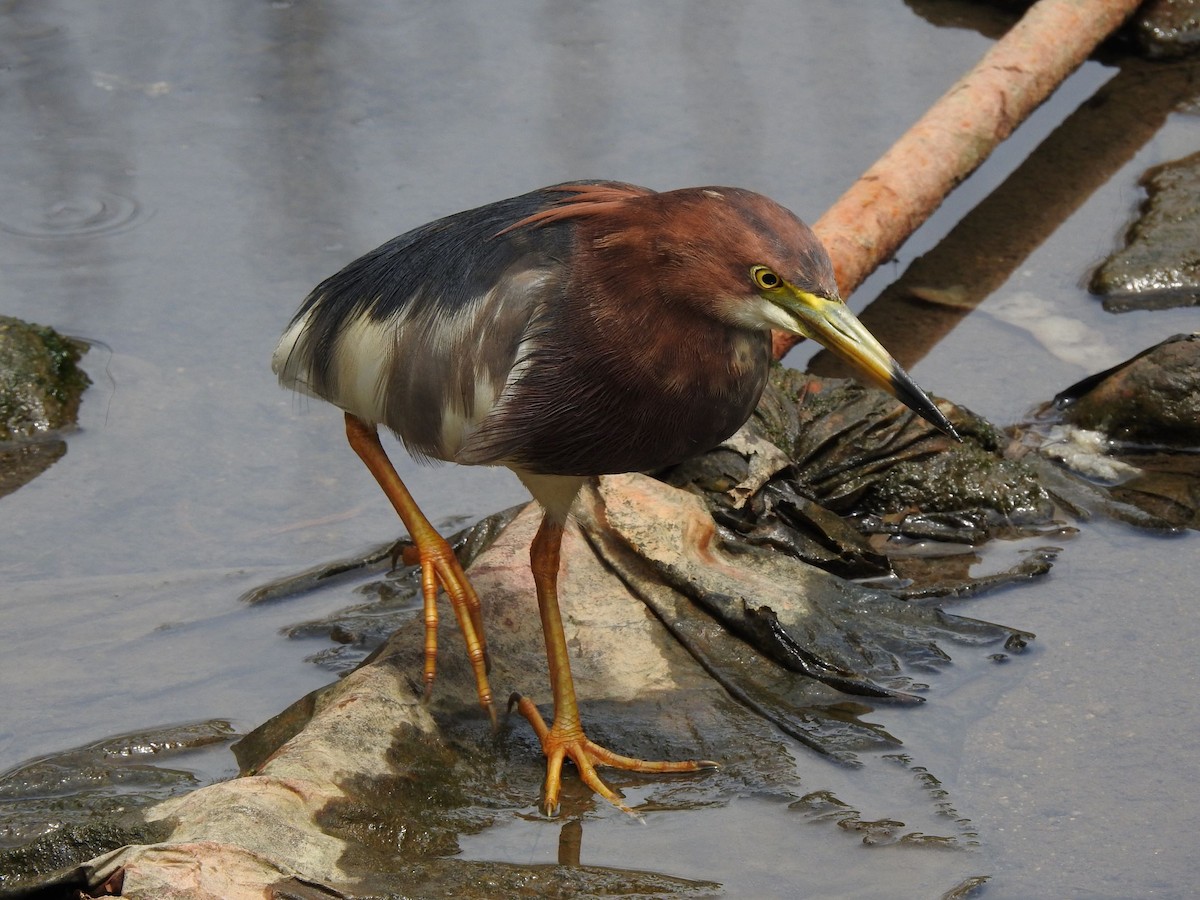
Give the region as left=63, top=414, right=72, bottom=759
left=774, top=0, right=1143, bottom=360
left=808, top=56, right=1195, bottom=378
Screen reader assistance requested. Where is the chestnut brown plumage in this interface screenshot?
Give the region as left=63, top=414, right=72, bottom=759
left=273, top=181, right=956, bottom=815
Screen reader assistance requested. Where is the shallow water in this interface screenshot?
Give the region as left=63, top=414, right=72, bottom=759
left=2, top=1, right=1198, bottom=896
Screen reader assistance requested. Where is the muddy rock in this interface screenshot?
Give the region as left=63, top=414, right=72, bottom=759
left=1128, top=0, right=1200, bottom=59
left=1091, top=151, right=1200, bottom=312
left=664, top=369, right=1059, bottom=596
left=1055, top=333, right=1200, bottom=447
left=1022, top=334, right=1200, bottom=530
left=966, top=0, right=1200, bottom=58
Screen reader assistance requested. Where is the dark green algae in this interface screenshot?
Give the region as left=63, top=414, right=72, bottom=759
left=0, top=315, right=89, bottom=441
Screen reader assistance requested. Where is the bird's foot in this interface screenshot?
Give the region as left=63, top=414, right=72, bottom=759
left=409, top=536, right=496, bottom=728
left=510, top=693, right=717, bottom=816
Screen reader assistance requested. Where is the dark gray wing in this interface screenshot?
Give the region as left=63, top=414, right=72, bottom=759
left=272, top=187, right=577, bottom=462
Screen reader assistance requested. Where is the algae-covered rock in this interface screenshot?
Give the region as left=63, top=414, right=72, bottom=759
left=0, top=315, right=90, bottom=497
left=862, top=441, right=1053, bottom=523
left=4, top=356, right=1049, bottom=896
left=0, top=315, right=90, bottom=440
left=35, top=480, right=1018, bottom=898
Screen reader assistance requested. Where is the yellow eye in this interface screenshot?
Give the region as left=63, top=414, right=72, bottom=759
left=751, top=265, right=781, bottom=290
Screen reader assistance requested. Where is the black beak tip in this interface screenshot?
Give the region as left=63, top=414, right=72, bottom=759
left=889, top=369, right=962, bottom=442
left=918, top=401, right=962, bottom=442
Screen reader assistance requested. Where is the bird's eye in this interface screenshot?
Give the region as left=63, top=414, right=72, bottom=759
left=751, top=266, right=781, bottom=290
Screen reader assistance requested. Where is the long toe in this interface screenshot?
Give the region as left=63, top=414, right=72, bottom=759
left=513, top=696, right=717, bottom=816
left=419, top=537, right=496, bottom=726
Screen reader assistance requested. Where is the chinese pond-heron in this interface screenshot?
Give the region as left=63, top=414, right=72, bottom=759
left=273, top=181, right=956, bottom=814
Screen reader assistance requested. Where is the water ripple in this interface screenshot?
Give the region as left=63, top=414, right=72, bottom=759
left=0, top=190, right=147, bottom=239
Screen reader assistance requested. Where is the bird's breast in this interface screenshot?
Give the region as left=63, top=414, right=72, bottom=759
left=457, top=319, right=771, bottom=476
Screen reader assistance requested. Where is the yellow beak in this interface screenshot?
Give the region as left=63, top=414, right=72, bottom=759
left=775, top=289, right=959, bottom=439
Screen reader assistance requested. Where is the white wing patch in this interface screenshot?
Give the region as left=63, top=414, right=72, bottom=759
left=271, top=305, right=397, bottom=425
left=274, top=262, right=557, bottom=461
left=331, top=313, right=396, bottom=424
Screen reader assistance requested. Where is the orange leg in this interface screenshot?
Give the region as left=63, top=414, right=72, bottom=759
left=344, top=413, right=495, bottom=726
left=513, top=514, right=716, bottom=816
